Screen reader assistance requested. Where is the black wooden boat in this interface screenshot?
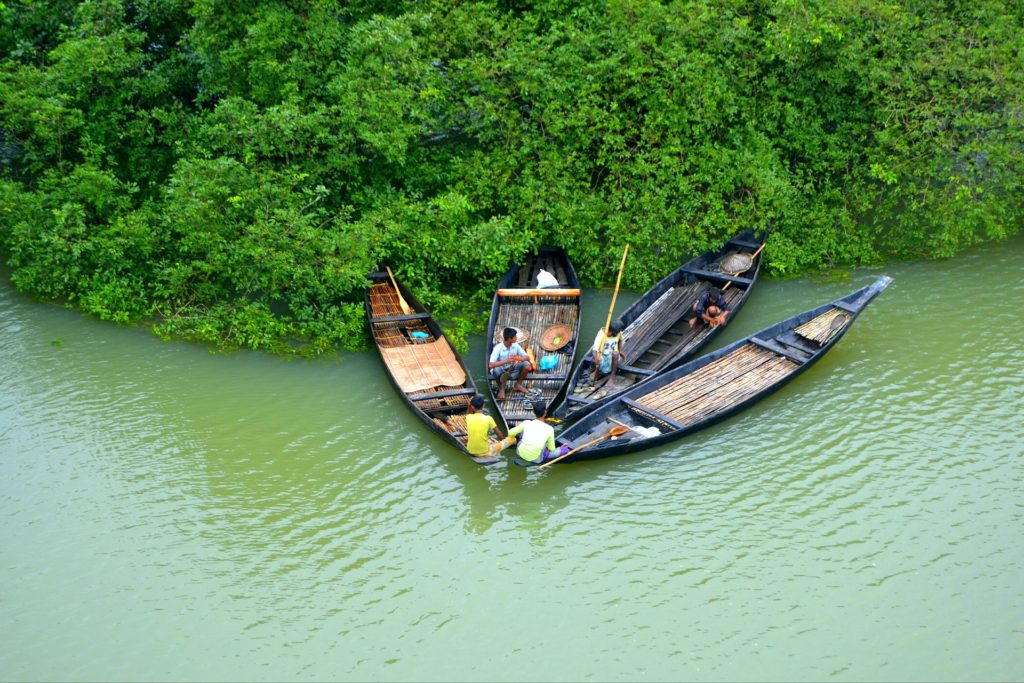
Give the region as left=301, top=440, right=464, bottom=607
left=365, top=269, right=500, bottom=464
left=485, top=248, right=582, bottom=429
left=552, top=276, right=893, bottom=463
left=555, top=228, right=768, bottom=423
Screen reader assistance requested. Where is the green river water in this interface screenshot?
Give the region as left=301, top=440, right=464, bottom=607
left=1, top=235, right=1022, bottom=682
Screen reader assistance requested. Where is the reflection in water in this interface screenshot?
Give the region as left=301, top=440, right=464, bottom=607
left=1, top=235, right=1022, bottom=681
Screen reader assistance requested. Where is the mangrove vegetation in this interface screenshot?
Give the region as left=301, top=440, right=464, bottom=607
left=1, top=0, right=1022, bottom=354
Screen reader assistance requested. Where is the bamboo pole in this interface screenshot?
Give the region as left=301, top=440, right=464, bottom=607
left=603, top=244, right=630, bottom=336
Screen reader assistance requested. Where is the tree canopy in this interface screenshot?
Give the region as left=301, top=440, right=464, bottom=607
left=2, top=0, right=1022, bottom=354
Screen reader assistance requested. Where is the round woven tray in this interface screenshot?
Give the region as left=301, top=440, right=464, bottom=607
left=539, top=324, right=572, bottom=352
left=493, top=326, right=530, bottom=346
left=719, top=251, right=753, bottom=275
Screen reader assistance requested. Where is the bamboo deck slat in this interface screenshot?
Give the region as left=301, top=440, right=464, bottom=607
left=492, top=293, right=579, bottom=423
left=643, top=286, right=743, bottom=371
left=433, top=415, right=469, bottom=445
left=622, top=282, right=703, bottom=364
left=634, top=343, right=799, bottom=426
left=368, top=282, right=404, bottom=318
left=795, top=308, right=850, bottom=344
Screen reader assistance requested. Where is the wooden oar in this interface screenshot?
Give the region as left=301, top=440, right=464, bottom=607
left=602, top=244, right=630, bottom=335
left=824, top=313, right=850, bottom=343
left=539, top=425, right=629, bottom=469
left=721, top=242, right=766, bottom=292
left=385, top=265, right=413, bottom=315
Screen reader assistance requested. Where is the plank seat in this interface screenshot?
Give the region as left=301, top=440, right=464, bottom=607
left=371, top=312, right=431, bottom=324
left=750, top=337, right=808, bottom=363
left=409, top=388, right=476, bottom=402
left=619, top=364, right=656, bottom=377
left=727, top=239, right=763, bottom=250
left=622, top=398, right=687, bottom=430
left=832, top=300, right=859, bottom=313
left=679, top=268, right=753, bottom=286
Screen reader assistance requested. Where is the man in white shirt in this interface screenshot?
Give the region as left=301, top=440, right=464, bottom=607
left=488, top=327, right=533, bottom=400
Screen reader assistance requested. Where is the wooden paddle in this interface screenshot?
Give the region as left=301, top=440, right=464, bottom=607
left=385, top=265, right=413, bottom=315
left=824, top=313, right=850, bottom=343
left=538, top=425, right=629, bottom=469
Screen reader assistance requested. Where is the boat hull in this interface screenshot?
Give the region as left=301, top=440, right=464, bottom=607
left=554, top=276, right=893, bottom=462
left=556, top=228, right=768, bottom=423
left=485, top=248, right=582, bottom=430
left=365, top=269, right=500, bottom=464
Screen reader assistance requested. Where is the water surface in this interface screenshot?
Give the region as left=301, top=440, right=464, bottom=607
left=1, top=236, right=1022, bottom=681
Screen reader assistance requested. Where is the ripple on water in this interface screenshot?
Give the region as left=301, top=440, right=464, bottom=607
left=2, top=240, right=1023, bottom=681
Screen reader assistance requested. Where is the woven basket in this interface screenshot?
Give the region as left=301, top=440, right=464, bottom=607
left=539, top=324, right=572, bottom=351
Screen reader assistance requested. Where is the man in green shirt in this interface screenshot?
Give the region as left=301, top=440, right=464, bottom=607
left=507, top=400, right=570, bottom=466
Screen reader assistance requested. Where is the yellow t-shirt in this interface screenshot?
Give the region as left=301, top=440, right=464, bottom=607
left=466, top=413, right=497, bottom=455
left=592, top=329, right=622, bottom=356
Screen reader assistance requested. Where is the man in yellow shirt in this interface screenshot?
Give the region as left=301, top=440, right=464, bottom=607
left=590, top=320, right=625, bottom=383
left=466, top=395, right=515, bottom=457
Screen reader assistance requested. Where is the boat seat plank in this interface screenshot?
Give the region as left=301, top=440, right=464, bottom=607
left=497, top=288, right=581, bottom=297
left=750, top=337, right=808, bottom=364
left=409, top=388, right=476, bottom=401
left=371, top=312, right=431, bottom=324
left=622, top=398, right=687, bottom=430
left=833, top=300, right=859, bottom=313
left=727, top=239, right=762, bottom=250
left=618, top=364, right=656, bottom=377
left=678, top=268, right=753, bottom=286
left=777, top=331, right=820, bottom=354
left=528, top=373, right=569, bottom=382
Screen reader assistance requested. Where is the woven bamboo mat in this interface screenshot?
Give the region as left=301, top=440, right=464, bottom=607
left=379, top=339, right=466, bottom=393
left=368, top=282, right=405, bottom=318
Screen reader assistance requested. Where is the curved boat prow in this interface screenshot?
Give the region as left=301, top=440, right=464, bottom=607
left=847, top=275, right=894, bottom=311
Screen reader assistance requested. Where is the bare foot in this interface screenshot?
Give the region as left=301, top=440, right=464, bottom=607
left=497, top=390, right=506, bottom=400
left=513, top=385, right=529, bottom=394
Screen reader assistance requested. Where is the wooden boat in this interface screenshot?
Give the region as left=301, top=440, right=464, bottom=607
left=485, top=247, right=582, bottom=429
left=552, top=276, right=893, bottom=463
left=555, top=228, right=768, bottom=423
left=365, top=269, right=501, bottom=464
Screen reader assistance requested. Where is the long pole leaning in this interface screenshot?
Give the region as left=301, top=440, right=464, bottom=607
left=385, top=265, right=413, bottom=315
left=603, top=244, right=630, bottom=335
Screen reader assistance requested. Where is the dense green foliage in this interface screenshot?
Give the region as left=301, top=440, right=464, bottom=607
left=2, top=0, right=1022, bottom=354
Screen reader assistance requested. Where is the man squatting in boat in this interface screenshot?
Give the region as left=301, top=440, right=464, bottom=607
left=689, top=287, right=730, bottom=328
left=488, top=327, right=533, bottom=400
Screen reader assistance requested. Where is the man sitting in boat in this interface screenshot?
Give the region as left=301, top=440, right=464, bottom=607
left=488, top=327, right=533, bottom=400
left=466, top=395, right=516, bottom=457
left=590, top=320, right=625, bottom=384
left=689, top=287, right=730, bottom=328
left=507, top=400, right=570, bottom=465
